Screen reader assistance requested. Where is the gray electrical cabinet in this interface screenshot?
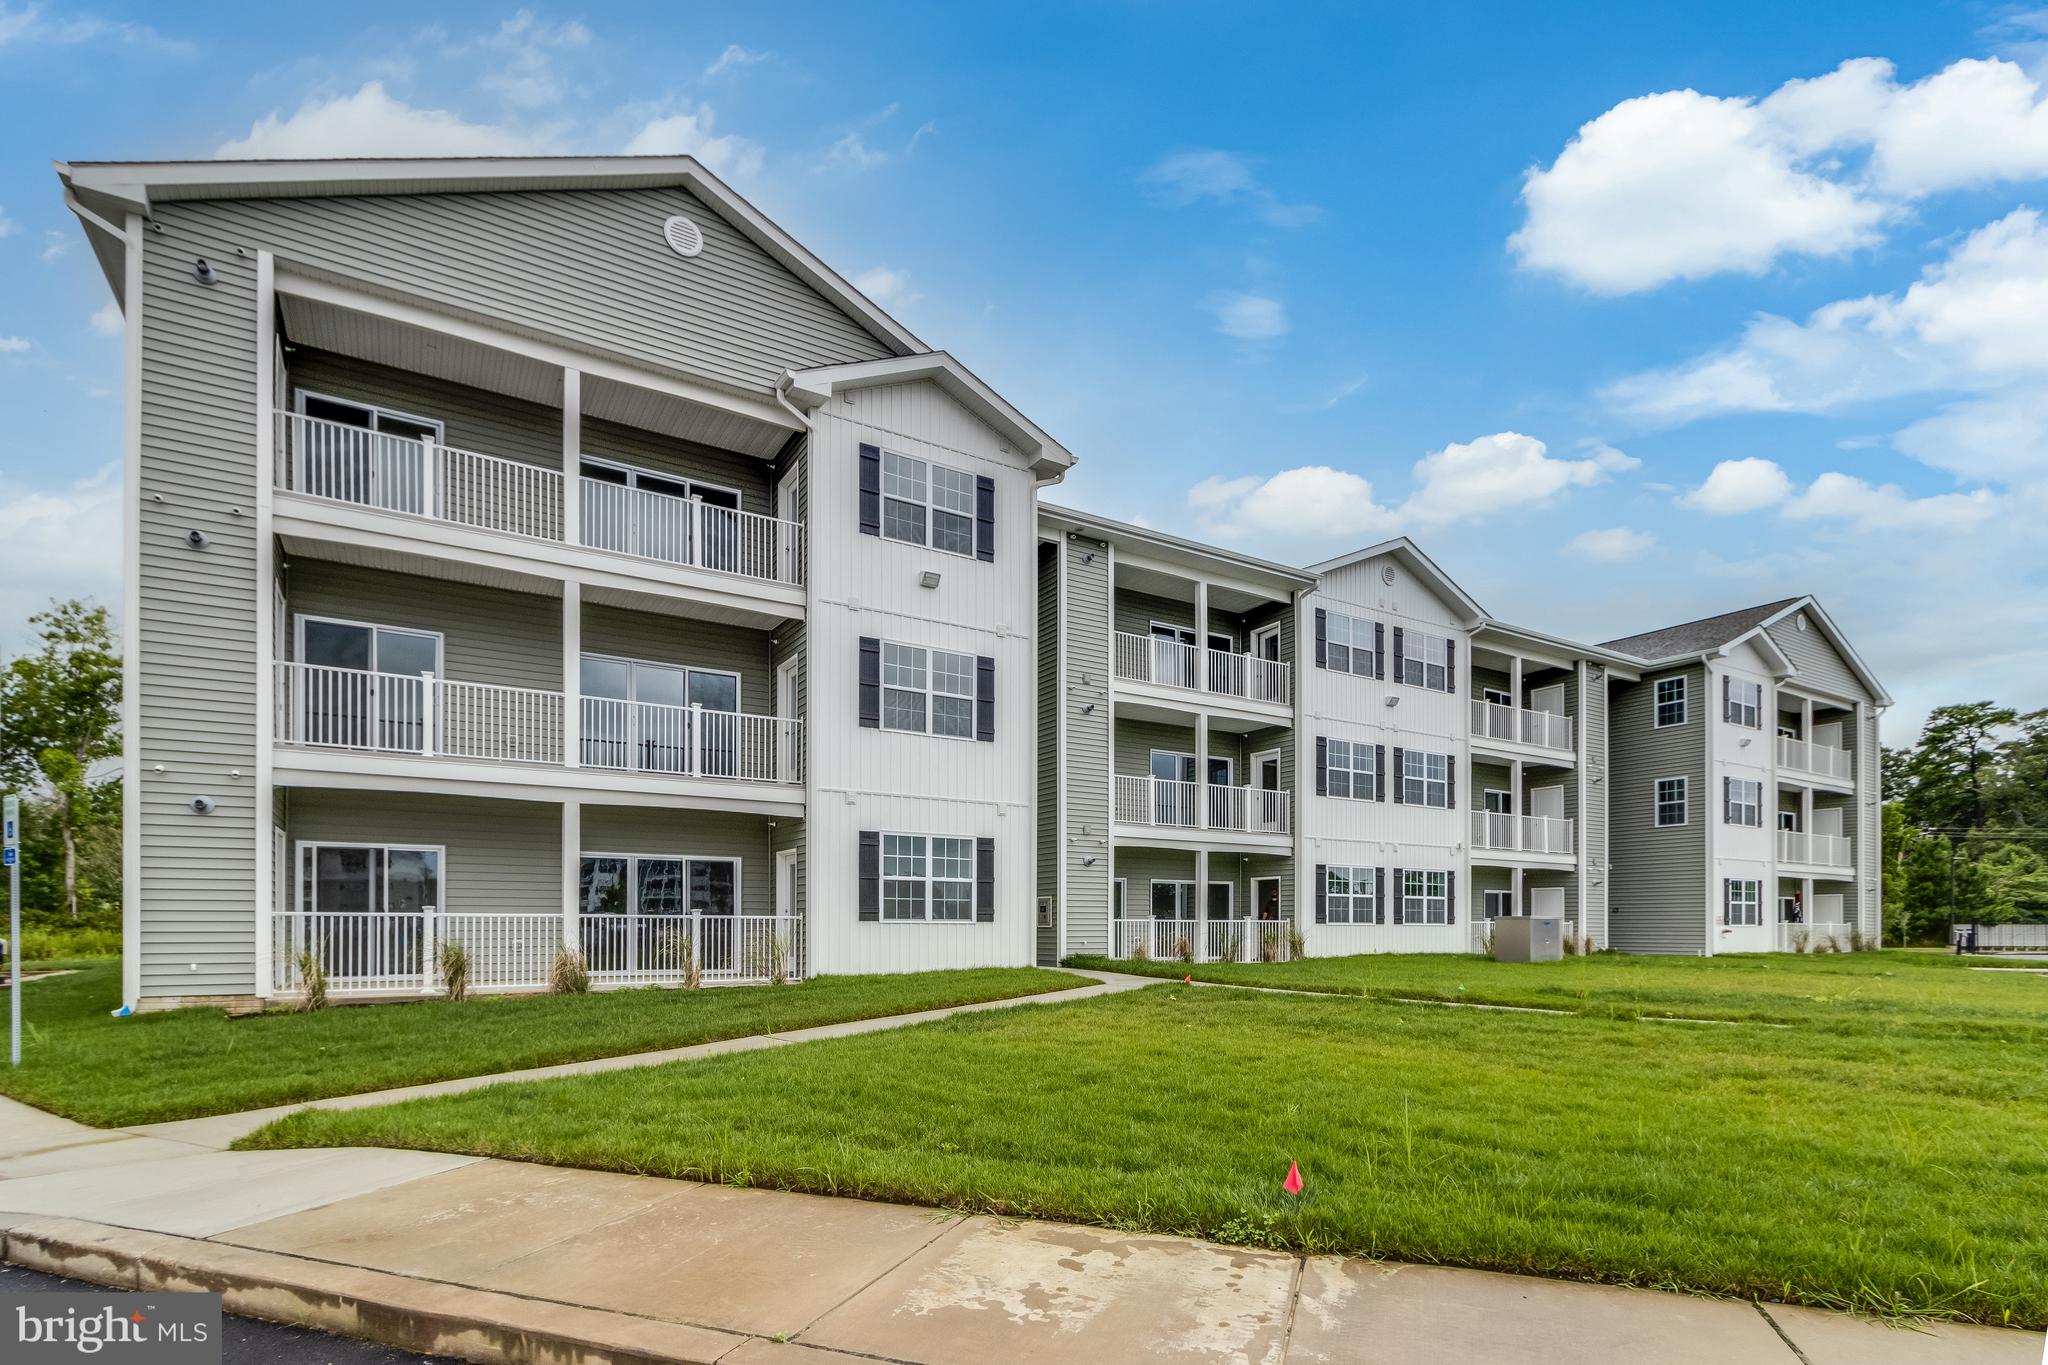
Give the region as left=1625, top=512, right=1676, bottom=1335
left=1491, top=915, right=1563, bottom=963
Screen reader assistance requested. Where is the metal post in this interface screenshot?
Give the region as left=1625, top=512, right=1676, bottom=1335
left=6, top=792, right=20, bottom=1066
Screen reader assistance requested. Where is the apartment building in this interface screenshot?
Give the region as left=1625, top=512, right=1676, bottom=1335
left=60, top=154, right=1886, bottom=1012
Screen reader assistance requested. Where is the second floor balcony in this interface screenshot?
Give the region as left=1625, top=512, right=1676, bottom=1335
left=1779, top=828, right=1853, bottom=870
left=1114, top=774, right=1291, bottom=837
left=275, top=410, right=806, bottom=590
left=1470, top=810, right=1575, bottom=857
left=1113, top=630, right=1291, bottom=707
left=1776, top=735, right=1854, bottom=785
left=1469, top=698, right=1573, bottom=753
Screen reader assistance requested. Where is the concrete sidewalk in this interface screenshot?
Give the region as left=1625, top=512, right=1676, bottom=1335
left=0, top=1100, right=2036, bottom=1365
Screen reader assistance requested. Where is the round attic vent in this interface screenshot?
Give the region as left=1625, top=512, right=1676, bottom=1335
left=1381, top=563, right=1397, bottom=586
left=662, top=215, right=705, bottom=258
left=1796, top=612, right=1810, bottom=632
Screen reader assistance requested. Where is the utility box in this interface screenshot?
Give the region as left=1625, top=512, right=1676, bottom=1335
left=1492, top=915, right=1563, bottom=963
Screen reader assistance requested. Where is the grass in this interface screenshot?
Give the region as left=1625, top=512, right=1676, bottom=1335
left=243, top=957, right=2048, bottom=1329
left=0, top=958, right=1086, bottom=1127
left=1070, top=948, right=2048, bottom=1039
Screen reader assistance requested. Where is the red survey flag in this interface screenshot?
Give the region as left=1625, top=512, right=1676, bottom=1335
left=1283, top=1161, right=1303, bottom=1195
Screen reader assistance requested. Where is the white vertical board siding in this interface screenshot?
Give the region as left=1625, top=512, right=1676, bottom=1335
left=1709, top=643, right=1777, bottom=954
left=805, top=380, right=1039, bottom=973
left=1857, top=707, right=1882, bottom=938
left=1035, top=541, right=1060, bottom=964
left=136, top=208, right=264, bottom=999
left=1297, top=553, right=1471, bottom=957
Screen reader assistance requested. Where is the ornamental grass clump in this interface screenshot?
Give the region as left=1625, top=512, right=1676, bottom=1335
left=549, top=947, right=590, bottom=995
left=438, top=941, right=472, bottom=1003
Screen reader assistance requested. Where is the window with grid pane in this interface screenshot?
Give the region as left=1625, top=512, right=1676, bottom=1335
left=1403, top=869, right=1449, bottom=924
left=881, top=452, right=928, bottom=546
left=1654, top=676, right=1687, bottom=727
left=1725, top=878, right=1762, bottom=926
left=1398, top=629, right=1451, bottom=690
left=882, top=833, right=976, bottom=922
left=1324, top=610, right=1375, bottom=676
left=881, top=449, right=977, bottom=558
left=1402, top=749, right=1449, bottom=807
left=1655, top=777, right=1688, bottom=827
left=1725, top=777, right=1762, bottom=827
left=1325, top=864, right=1375, bottom=923
left=1725, top=678, right=1763, bottom=728
left=882, top=641, right=974, bottom=738
left=881, top=834, right=928, bottom=920
left=1326, top=738, right=1376, bottom=800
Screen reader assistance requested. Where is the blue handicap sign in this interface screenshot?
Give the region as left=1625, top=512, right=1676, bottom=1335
left=2, top=848, right=14, bottom=866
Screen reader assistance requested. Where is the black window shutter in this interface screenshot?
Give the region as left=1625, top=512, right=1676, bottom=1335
left=975, top=655, right=996, bottom=742
left=1374, top=622, right=1385, bottom=679
left=1375, top=867, right=1386, bottom=924
left=1722, top=878, right=1731, bottom=924
left=1392, top=747, right=1405, bottom=803
left=1446, top=761, right=1456, bottom=810
left=976, top=836, right=995, bottom=922
left=975, top=474, right=995, bottom=562
left=1723, top=776, right=1733, bottom=823
left=1392, top=867, right=1405, bottom=924
left=858, top=830, right=880, bottom=921
left=858, top=443, right=881, bottom=537
left=1314, top=864, right=1327, bottom=923
left=1314, top=608, right=1328, bottom=669
left=1445, top=871, right=1457, bottom=925
left=1374, top=745, right=1386, bottom=801
left=1392, top=627, right=1405, bottom=682
left=1722, top=674, right=1731, bottom=721
left=1446, top=639, right=1457, bottom=695
left=1315, top=736, right=1328, bottom=796
left=859, top=637, right=882, bottom=728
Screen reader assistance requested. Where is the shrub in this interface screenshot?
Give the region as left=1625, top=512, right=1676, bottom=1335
left=1286, top=924, right=1305, bottom=959
left=18, top=926, right=121, bottom=961
left=438, top=941, right=472, bottom=1003
left=1173, top=934, right=1195, bottom=963
left=549, top=947, right=590, bottom=995
left=293, top=949, right=328, bottom=1012
left=1847, top=924, right=1868, bottom=953
left=1790, top=928, right=1810, bottom=953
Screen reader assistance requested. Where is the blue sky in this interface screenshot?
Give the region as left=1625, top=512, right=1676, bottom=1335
left=2, top=1, right=2043, bottom=735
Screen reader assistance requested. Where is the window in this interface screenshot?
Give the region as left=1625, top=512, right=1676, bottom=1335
left=1724, top=677, right=1763, bottom=728
left=1325, top=738, right=1377, bottom=800
left=882, top=641, right=975, bottom=738
left=1324, top=610, right=1377, bottom=676
left=1777, top=810, right=1797, bottom=831
left=1724, top=879, right=1762, bottom=927
left=1654, top=778, right=1688, bottom=827
left=1397, top=629, right=1452, bottom=691
left=882, top=834, right=975, bottom=922
left=1402, top=749, right=1451, bottom=808
left=1484, top=789, right=1512, bottom=814
left=1403, top=869, right=1450, bottom=925
left=1725, top=778, right=1763, bottom=827
left=882, top=450, right=975, bottom=556
left=1324, top=865, right=1377, bottom=924
left=1482, top=687, right=1513, bottom=707
left=1151, top=880, right=1196, bottom=920
left=1483, top=889, right=1514, bottom=920
left=1654, top=676, right=1687, bottom=727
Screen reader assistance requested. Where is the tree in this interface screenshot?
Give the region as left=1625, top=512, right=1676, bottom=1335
left=0, top=601, right=122, bottom=920
left=1894, top=702, right=2019, bottom=833
left=1973, top=841, right=2048, bottom=923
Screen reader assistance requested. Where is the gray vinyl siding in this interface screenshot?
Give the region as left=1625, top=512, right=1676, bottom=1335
left=1114, top=720, right=1247, bottom=779
left=1114, top=590, right=1194, bottom=638
left=289, top=347, right=561, bottom=470
left=1036, top=540, right=1059, bottom=965
left=1557, top=669, right=1582, bottom=928
left=582, top=605, right=777, bottom=714
left=1579, top=662, right=1611, bottom=944
left=772, top=817, right=806, bottom=923
left=1606, top=664, right=1707, bottom=954
left=583, top=416, right=774, bottom=517
left=1765, top=618, right=1870, bottom=703
left=1856, top=711, right=1881, bottom=936
left=135, top=210, right=262, bottom=998
left=173, top=188, right=894, bottom=398
left=579, top=806, right=774, bottom=915
left=284, top=790, right=559, bottom=917
left=1062, top=536, right=1113, bottom=955
left=284, top=561, right=561, bottom=692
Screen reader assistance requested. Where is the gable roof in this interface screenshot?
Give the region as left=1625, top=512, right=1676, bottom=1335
left=1306, top=537, right=1487, bottom=623
left=55, top=155, right=925, bottom=357
left=783, top=353, right=1076, bottom=479
left=1600, top=598, right=1804, bottom=661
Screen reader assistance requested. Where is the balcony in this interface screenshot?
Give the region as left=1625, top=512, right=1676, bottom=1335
left=1110, top=917, right=1295, bottom=964
left=1776, top=735, right=1853, bottom=784
left=1469, top=699, right=1573, bottom=753
left=1778, top=829, right=1853, bottom=870
left=1114, top=775, right=1291, bottom=836
left=1113, top=631, right=1290, bottom=706
left=1470, top=810, right=1575, bottom=856
left=275, top=662, right=802, bottom=787
left=274, top=411, right=805, bottom=589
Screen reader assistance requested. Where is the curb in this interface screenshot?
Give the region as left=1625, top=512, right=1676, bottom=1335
left=1, top=1215, right=752, bottom=1365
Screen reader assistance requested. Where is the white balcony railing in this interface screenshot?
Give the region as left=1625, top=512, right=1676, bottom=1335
left=276, top=662, right=563, bottom=765
left=1779, top=829, right=1853, bottom=869
left=271, top=910, right=805, bottom=995
left=273, top=411, right=805, bottom=588
left=1114, top=775, right=1290, bottom=835
left=1111, top=917, right=1294, bottom=963
left=1470, top=810, right=1576, bottom=855
left=1775, top=920, right=1856, bottom=952
left=579, top=698, right=803, bottom=785
left=1469, top=699, right=1573, bottom=752
left=1112, top=631, right=1290, bottom=705
left=1776, top=735, right=1853, bottom=783
left=579, top=478, right=806, bottom=587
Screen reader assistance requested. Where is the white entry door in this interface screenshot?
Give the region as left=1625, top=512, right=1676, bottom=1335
left=1530, top=886, right=1566, bottom=919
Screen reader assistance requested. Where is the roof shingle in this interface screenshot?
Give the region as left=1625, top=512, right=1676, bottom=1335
left=1600, top=597, right=1805, bottom=661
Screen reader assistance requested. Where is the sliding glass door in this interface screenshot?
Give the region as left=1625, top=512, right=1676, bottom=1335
left=295, top=843, right=442, bottom=984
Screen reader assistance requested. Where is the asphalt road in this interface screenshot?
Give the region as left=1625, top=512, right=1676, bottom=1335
left=0, top=1261, right=444, bottom=1363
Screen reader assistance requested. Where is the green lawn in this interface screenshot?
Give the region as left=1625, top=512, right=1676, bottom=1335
left=0, top=959, right=1085, bottom=1127
left=244, top=958, right=2048, bottom=1328
left=1072, top=948, right=2048, bottom=1039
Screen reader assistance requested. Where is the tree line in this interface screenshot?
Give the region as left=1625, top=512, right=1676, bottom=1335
left=1883, top=702, right=2048, bottom=943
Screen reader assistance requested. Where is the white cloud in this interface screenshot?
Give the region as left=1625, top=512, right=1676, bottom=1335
left=852, top=266, right=919, bottom=308
left=0, top=336, right=30, bottom=353
left=0, top=4, right=189, bottom=53
left=0, top=204, right=15, bottom=237
left=40, top=230, right=68, bottom=262
left=1402, top=432, right=1637, bottom=524
left=88, top=300, right=121, bottom=336
left=1209, top=292, right=1288, bottom=341
left=1190, top=466, right=1395, bottom=540
left=1567, top=526, right=1657, bottom=561
left=621, top=103, right=764, bottom=180
left=471, top=10, right=592, bottom=110
left=1141, top=149, right=1321, bottom=228
left=1782, top=471, right=2001, bottom=529
left=1512, top=54, right=2048, bottom=292
left=217, top=82, right=544, bottom=158
left=0, top=465, right=122, bottom=653
left=703, top=43, right=766, bottom=78
left=1894, top=390, right=2048, bottom=482
left=1678, top=457, right=1794, bottom=514
left=821, top=131, right=887, bottom=173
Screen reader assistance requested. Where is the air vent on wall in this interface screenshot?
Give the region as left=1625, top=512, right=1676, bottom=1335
left=662, top=215, right=705, bottom=258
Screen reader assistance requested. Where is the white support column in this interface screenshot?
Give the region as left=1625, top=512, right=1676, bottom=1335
left=1510, top=654, right=1523, bottom=706
left=1512, top=865, right=1524, bottom=916
left=562, top=799, right=582, bottom=954
left=1511, top=757, right=1524, bottom=849
left=1802, top=875, right=1814, bottom=941
left=1195, top=847, right=1210, bottom=953
left=561, top=368, right=581, bottom=547
left=1195, top=710, right=1210, bottom=828
left=1194, top=579, right=1209, bottom=693
left=562, top=580, right=581, bottom=768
